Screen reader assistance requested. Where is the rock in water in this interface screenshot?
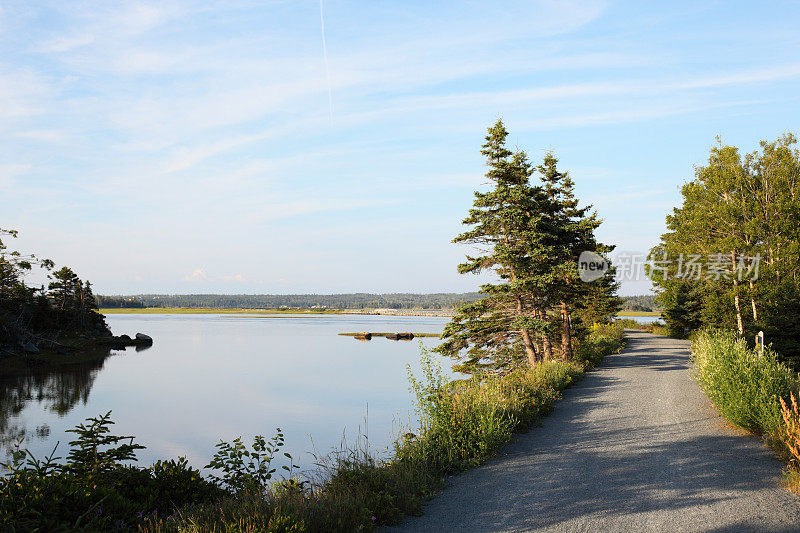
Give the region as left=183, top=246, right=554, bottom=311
left=135, top=333, right=153, bottom=343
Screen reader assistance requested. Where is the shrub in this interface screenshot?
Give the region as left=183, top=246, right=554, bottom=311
left=206, top=432, right=298, bottom=495
left=692, top=329, right=798, bottom=441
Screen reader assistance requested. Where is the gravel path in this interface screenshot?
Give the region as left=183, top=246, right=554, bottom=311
left=387, top=330, right=800, bottom=532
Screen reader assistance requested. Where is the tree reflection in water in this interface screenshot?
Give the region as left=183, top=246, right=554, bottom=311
left=0, top=352, right=113, bottom=449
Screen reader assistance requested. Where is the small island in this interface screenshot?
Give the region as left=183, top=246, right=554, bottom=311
left=0, top=229, right=149, bottom=374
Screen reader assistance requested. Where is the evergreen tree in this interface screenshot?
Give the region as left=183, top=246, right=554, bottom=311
left=436, top=121, right=620, bottom=373
left=540, top=153, right=619, bottom=356
left=49, top=266, right=82, bottom=311
left=435, top=120, right=557, bottom=373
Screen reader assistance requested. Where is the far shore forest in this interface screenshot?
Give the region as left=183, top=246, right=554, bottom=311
left=94, top=292, right=660, bottom=313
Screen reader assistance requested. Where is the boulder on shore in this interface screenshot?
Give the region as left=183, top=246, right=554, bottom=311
left=135, top=333, right=153, bottom=343
left=96, top=333, right=153, bottom=347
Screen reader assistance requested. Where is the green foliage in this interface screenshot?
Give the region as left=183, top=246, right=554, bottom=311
left=0, top=412, right=218, bottom=531
left=206, top=431, right=298, bottom=494
left=65, top=410, right=145, bottom=479
left=649, top=134, right=800, bottom=359
left=437, top=120, right=620, bottom=373
left=574, top=322, right=626, bottom=367
left=1, top=227, right=109, bottom=350
left=692, top=329, right=799, bottom=442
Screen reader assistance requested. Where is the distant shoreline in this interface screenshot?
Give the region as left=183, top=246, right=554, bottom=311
left=100, top=307, right=659, bottom=318
left=98, top=307, right=456, bottom=317
left=616, top=310, right=661, bottom=317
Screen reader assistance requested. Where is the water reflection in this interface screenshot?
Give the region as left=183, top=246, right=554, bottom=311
left=0, top=314, right=448, bottom=470
left=0, top=353, right=110, bottom=449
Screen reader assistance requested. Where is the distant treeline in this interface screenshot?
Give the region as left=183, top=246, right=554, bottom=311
left=621, top=294, right=659, bottom=312
left=96, top=293, right=484, bottom=310
left=97, top=293, right=657, bottom=312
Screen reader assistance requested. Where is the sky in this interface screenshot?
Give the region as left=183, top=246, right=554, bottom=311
left=1, top=1, right=799, bottom=296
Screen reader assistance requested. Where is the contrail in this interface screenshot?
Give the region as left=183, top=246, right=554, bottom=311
left=319, top=0, right=333, bottom=121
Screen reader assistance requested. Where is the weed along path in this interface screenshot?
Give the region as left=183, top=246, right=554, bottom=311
left=387, top=330, right=800, bottom=532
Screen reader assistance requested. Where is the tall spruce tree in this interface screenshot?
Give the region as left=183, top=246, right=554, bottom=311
left=435, top=121, right=560, bottom=373
left=437, top=122, right=621, bottom=374
left=539, top=153, right=619, bottom=357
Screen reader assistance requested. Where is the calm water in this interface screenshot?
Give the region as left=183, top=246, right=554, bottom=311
left=0, top=314, right=448, bottom=473
left=619, top=315, right=662, bottom=324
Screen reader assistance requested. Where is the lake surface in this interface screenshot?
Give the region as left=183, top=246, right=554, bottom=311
left=0, top=314, right=448, bottom=474
left=619, top=315, right=662, bottom=324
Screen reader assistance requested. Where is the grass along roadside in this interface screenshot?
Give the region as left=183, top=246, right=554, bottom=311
left=1, top=323, right=625, bottom=531
left=691, top=329, right=800, bottom=493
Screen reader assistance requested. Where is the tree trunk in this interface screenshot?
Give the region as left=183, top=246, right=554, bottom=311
left=560, top=301, right=573, bottom=359
left=516, top=298, right=538, bottom=366
left=521, top=328, right=538, bottom=367
left=748, top=280, right=758, bottom=322
left=733, top=278, right=744, bottom=335
left=539, top=308, right=553, bottom=360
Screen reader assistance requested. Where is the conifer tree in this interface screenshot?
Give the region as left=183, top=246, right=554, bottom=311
left=539, top=153, right=618, bottom=357
left=437, top=122, right=621, bottom=374
left=436, top=121, right=559, bottom=373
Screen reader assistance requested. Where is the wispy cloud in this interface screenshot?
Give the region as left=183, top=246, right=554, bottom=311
left=182, top=269, right=211, bottom=282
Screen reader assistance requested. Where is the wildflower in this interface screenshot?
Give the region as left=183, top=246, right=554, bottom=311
left=372, top=516, right=377, bottom=521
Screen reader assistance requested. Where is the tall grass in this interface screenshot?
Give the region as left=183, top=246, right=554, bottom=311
left=692, top=329, right=798, bottom=442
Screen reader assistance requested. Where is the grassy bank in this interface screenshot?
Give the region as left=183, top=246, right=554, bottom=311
left=1, top=323, right=625, bottom=532
left=691, top=329, right=800, bottom=491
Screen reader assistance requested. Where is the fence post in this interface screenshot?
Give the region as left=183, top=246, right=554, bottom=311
left=755, top=330, right=764, bottom=355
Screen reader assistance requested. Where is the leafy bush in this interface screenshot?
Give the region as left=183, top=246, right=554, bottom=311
left=0, top=412, right=218, bottom=531
left=692, top=329, right=798, bottom=441
left=206, top=432, right=298, bottom=494
left=574, top=322, right=625, bottom=367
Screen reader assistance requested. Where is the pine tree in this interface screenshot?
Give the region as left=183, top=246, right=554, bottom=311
left=49, top=266, right=82, bottom=311
left=539, top=153, right=617, bottom=357
left=435, top=121, right=559, bottom=373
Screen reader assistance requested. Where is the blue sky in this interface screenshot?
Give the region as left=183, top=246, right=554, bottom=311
left=2, top=1, right=799, bottom=296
